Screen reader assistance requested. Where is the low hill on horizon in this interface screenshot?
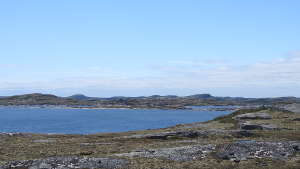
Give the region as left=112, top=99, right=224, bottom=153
left=0, top=93, right=299, bottom=109
left=0, top=93, right=96, bottom=106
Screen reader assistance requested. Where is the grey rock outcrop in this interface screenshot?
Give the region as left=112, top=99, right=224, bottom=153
left=116, top=144, right=215, bottom=161
left=0, top=157, right=128, bottom=169
left=216, top=141, right=300, bottom=161
left=281, top=103, right=300, bottom=113
left=233, top=112, right=272, bottom=120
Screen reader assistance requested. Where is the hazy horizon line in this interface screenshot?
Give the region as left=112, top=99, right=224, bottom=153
left=1, top=92, right=298, bottom=99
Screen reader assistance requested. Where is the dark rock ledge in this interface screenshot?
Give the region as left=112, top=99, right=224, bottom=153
left=239, top=121, right=279, bottom=130
left=123, top=129, right=255, bottom=139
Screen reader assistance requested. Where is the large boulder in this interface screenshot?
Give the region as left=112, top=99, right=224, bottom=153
left=0, top=157, right=128, bottom=169
left=233, top=112, right=272, bottom=120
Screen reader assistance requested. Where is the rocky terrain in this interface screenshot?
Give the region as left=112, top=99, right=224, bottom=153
left=281, top=103, right=300, bottom=113
left=0, top=157, right=127, bottom=169
left=0, top=106, right=299, bottom=168
left=0, top=93, right=300, bottom=109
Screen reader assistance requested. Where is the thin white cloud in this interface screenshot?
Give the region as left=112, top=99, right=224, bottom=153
left=160, top=52, right=300, bottom=88
left=0, top=52, right=300, bottom=97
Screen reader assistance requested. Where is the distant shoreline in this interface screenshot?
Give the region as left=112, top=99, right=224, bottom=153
left=1, top=93, right=299, bottom=111
left=0, top=104, right=244, bottom=111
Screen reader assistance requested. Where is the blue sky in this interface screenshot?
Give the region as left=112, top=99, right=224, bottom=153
left=0, top=0, right=300, bottom=97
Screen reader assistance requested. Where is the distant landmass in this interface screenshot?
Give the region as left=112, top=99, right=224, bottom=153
left=0, top=93, right=299, bottom=109
left=68, top=94, right=99, bottom=100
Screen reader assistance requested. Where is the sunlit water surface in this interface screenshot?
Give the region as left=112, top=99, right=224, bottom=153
left=0, top=107, right=233, bottom=134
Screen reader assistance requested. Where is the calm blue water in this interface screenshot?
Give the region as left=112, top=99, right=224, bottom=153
left=0, top=107, right=232, bottom=134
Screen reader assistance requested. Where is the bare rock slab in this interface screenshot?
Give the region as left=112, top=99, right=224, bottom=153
left=115, top=144, right=215, bottom=161
left=0, top=157, right=128, bottom=169
left=234, top=112, right=272, bottom=120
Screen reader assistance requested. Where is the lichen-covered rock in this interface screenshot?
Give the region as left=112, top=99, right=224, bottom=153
left=116, top=144, right=215, bottom=161
left=216, top=141, right=300, bottom=161
left=0, top=157, right=128, bottom=169
left=233, top=112, right=272, bottom=120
